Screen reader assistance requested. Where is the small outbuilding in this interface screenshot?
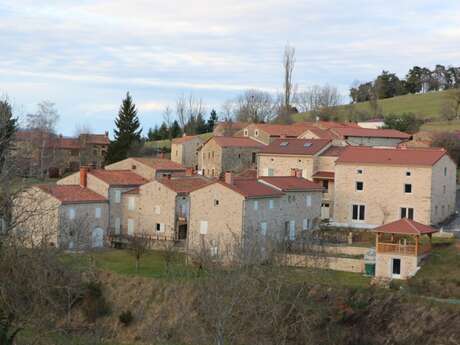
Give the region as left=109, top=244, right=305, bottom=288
left=373, top=218, right=438, bottom=279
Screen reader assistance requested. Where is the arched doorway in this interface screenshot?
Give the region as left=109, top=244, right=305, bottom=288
left=92, top=228, right=104, bottom=248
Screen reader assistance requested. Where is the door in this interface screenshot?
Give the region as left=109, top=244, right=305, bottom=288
left=92, top=228, right=104, bottom=248
left=392, top=258, right=401, bottom=278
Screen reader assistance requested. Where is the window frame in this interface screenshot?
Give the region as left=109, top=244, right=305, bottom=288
left=351, top=204, right=365, bottom=222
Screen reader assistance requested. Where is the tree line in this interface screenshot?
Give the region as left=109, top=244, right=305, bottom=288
left=350, top=65, right=460, bottom=103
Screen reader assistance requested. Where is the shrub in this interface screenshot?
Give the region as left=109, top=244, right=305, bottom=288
left=119, top=310, right=134, bottom=326
left=81, top=281, right=110, bottom=322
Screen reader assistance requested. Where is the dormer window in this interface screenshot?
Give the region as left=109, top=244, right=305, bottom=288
left=255, top=129, right=259, bottom=137
left=280, top=141, right=289, bottom=147
left=303, top=143, right=312, bottom=148
left=244, top=129, right=249, bottom=136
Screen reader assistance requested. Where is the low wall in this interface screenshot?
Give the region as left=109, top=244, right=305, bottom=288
left=283, top=254, right=364, bottom=273
left=312, top=245, right=370, bottom=256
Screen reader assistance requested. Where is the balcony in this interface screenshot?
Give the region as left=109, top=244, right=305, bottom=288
left=376, top=242, right=431, bottom=256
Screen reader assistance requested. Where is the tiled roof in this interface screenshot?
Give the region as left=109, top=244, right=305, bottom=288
left=236, top=169, right=258, bottom=179
left=123, top=188, right=140, bottom=195
left=336, top=146, right=447, bottom=166
left=319, top=145, right=346, bottom=157
left=158, top=176, right=213, bottom=194
left=260, top=139, right=330, bottom=155
left=303, top=127, right=339, bottom=139
left=214, top=121, right=248, bottom=130
left=37, top=185, right=107, bottom=204
left=172, top=135, right=202, bottom=144
left=331, top=127, right=411, bottom=139
left=260, top=176, right=323, bottom=192
left=373, top=218, right=438, bottom=235
left=315, top=121, right=359, bottom=129
left=212, top=137, right=265, bottom=148
left=221, top=178, right=284, bottom=198
left=89, top=169, right=148, bottom=186
left=312, top=171, right=335, bottom=180
left=132, top=157, right=185, bottom=170
left=47, top=137, right=81, bottom=149
left=82, top=134, right=110, bottom=145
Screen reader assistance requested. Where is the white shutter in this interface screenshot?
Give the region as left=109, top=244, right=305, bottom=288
left=269, top=199, right=274, bottom=209
left=263, top=168, right=269, bottom=176
left=115, top=190, right=121, bottom=203
left=95, top=207, right=101, bottom=219
left=254, top=200, right=259, bottom=210
left=289, top=220, right=296, bottom=240
left=302, top=219, right=308, bottom=231
left=127, top=219, right=134, bottom=235
left=260, top=222, right=267, bottom=236
left=128, top=197, right=135, bottom=210
left=115, top=217, right=121, bottom=234
left=160, top=223, right=165, bottom=232
left=306, top=195, right=312, bottom=207
left=200, top=221, right=208, bottom=235
left=68, top=208, right=75, bottom=220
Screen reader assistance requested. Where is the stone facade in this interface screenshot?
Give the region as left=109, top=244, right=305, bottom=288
left=171, top=136, right=204, bottom=168
left=375, top=253, right=419, bottom=279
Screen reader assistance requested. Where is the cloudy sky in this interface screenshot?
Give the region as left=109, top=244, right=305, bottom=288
left=1, top=1, right=460, bottom=136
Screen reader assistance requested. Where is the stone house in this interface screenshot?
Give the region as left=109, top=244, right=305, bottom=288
left=213, top=121, right=248, bottom=137
left=333, top=146, right=457, bottom=228
left=14, top=184, right=108, bottom=249
left=373, top=218, right=437, bottom=279
left=57, top=167, right=147, bottom=235
left=105, top=157, right=186, bottom=180
left=357, top=118, right=385, bottom=129
left=198, top=137, right=264, bottom=177
left=187, top=173, right=322, bottom=258
left=121, top=174, right=213, bottom=241
left=237, top=123, right=313, bottom=145
left=171, top=135, right=204, bottom=169
left=329, top=127, right=411, bottom=147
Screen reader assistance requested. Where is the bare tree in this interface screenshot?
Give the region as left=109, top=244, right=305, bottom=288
left=294, top=85, right=342, bottom=113
left=176, top=94, right=187, bottom=131
left=283, top=44, right=296, bottom=111
left=232, top=89, right=276, bottom=123
left=74, top=123, right=92, bottom=136
left=162, top=106, right=173, bottom=140
left=175, top=94, right=206, bottom=134
left=129, top=234, right=149, bottom=273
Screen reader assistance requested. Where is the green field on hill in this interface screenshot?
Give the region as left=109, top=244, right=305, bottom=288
left=293, top=89, right=458, bottom=128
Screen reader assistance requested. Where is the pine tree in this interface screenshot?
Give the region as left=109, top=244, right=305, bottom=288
left=158, top=122, right=169, bottom=140
left=207, top=109, right=218, bottom=132
left=0, top=98, right=18, bottom=172
left=147, top=125, right=161, bottom=141
left=195, top=113, right=208, bottom=134
left=105, top=92, right=142, bottom=164
left=170, top=120, right=182, bottom=138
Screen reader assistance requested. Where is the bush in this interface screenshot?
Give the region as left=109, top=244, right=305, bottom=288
left=81, top=281, right=110, bottom=322
left=119, top=310, right=134, bottom=326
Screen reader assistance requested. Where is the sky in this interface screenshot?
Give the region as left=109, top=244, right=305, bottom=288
left=1, top=0, right=460, bottom=136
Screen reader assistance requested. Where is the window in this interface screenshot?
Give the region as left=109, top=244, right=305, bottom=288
left=357, top=169, right=363, bottom=174
left=302, top=218, right=311, bottom=231
left=406, top=171, right=411, bottom=176
left=352, top=204, right=365, bottom=221
left=443, top=185, right=446, bottom=194
left=156, top=223, right=165, bottom=232
left=115, top=217, right=121, bottom=234
left=131, top=164, right=137, bottom=170
left=200, top=221, right=208, bottom=235
left=214, top=199, right=219, bottom=206
left=306, top=195, right=312, bottom=207
left=128, top=197, right=136, bottom=210
left=400, top=207, right=414, bottom=220
left=289, top=221, right=296, bottom=240
left=251, top=152, right=256, bottom=164
left=267, top=168, right=274, bottom=176
left=255, top=129, right=259, bottom=137
left=95, top=207, right=101, bottom=219
left=444, top=167, right=447, bottom=176
left=238, top=153, right=241, bottom=158
left=435, top=205, right=438, bottom=215
left=260, top=222, right=267, bottom=236
left=68, top=208, right=76, bottom=220
left=127, top=219, right=134, bottom=235
left=155, top=205, right=161, bottom=215
left=114, top=190, right=121, bottom=203
left=322, top=180, right=329, bottom=192
left=244, top=129, right=248, bottom=136
left=253, top=200, right=259, bottom=210
left=404, top=184, right=412, bottom=193
left=269, top=199, right=274, bottom=209
left=356, top=181, right=364, bottom=191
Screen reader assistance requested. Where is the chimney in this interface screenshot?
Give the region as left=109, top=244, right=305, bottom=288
left=105, top=131, right=109, bottom=137
left=290, top=168, right=297, bottom=177
left=185, top=167, right=194, bottom=176
left=159, top=151, right=165, bottom=159
left=224, top=171, right=233, bottom=185
left=295, top=169, right=302, bottom=178
left=80, top=166, right=88, bottom=188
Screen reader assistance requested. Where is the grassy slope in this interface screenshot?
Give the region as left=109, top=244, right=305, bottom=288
left=144, top=132, right=213, bottom=150
left=293, top=89, right=460, bottom=132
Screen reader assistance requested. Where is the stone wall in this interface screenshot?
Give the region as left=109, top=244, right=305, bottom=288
left=283, top=254, right=364, bottom=273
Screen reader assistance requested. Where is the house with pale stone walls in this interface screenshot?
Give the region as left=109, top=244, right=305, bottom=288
left=187, top=173, right=322, bottom=258
left=171, top=135, right=204, bottom=169
left=333, top=146, right=456, bottom=228
left=105, top=157, right=186, bottom=180
left=198, top=137, right=264, bottom=178
left=237, top=123, right=314, bottom=145
left=328, top=127, right=411, bottom=147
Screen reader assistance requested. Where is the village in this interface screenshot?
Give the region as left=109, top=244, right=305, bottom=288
left=11, top=119, right=458, bottom=282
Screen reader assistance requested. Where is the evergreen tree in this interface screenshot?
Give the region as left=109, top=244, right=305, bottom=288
left=170, top=120, right=182, bottom=138
left=207, top=109, right=218, bottom=132
left=147, top=125, right=161, bottom=141
left=158, top=122, right=169, bottom=140
left=195, top=113, right=208, bottom=134
left=0, top=98, right=18, bottom=172
left=105, top=92, right=142, bottom=164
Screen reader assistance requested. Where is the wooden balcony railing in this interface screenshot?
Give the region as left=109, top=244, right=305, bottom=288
left=377, top=242, right=431, bottom=256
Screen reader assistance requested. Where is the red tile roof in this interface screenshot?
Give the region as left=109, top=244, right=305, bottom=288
left=172, top=135, right=202, bottom=144
left=331, top=127, right=411, bottom=139
left=212, top=136, right=265, bottom=148
left=89, top=169, right=148, bottom=186
left=132, top=157, right=185, bottom=170
left=260, top=139, right=330, bottom=155
left=315, top=121, right=359, bottom=129
left=38, top=185, right=107, bottom=204
left=220, top=178, right=284, bottom=198
left=158, top=176, right=213, bottom=194
left=236, top=169, right=258, bottom=179
left=373, top=218, right=438, bottom=235
left=260, top=176, right=323, bottom=192
left=82, top=134, right=110, bottom=145
left=214, top=121, right=248, bottom=130
left=47, top=137, right=81, bottom=150
left=319, top=145, right=346, bottom=157
left=336, top=146, right=448, bottom=166
left=303, top=127, right=339, bottom=139
left=312, top=171, right=335, bottom=180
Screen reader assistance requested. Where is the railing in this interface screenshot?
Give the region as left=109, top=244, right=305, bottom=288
left=377, top=242, right=431, bottom=256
